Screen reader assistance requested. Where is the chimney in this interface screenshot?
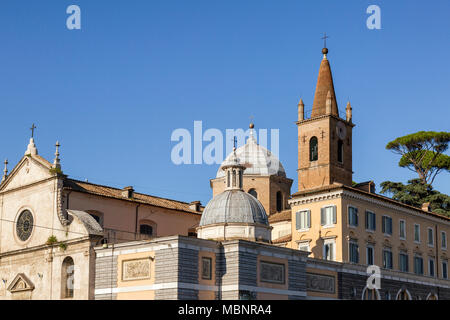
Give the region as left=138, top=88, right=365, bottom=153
left=422, top=202, right=431, bottom=212
left=122, top=186, right=134, bottom=198
left=354, top=181, right=376, bottom=193
left=189, top=201, right=201, bottom=212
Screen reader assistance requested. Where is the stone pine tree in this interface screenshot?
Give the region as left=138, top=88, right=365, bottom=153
left=381, top=131, right=450, bottom=217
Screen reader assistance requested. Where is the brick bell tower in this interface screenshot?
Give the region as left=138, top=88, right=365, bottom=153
left=296, top=46, right=355, bottom=191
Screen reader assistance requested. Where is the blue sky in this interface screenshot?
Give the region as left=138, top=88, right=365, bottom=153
left=0, top=0, right=448, bottom=206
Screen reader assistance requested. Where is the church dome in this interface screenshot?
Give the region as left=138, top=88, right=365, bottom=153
left=216, top=132, right=286, bottom=178
left=198, top=146, right=272, bottom=243
left=199, top=190, right=269, bottom=227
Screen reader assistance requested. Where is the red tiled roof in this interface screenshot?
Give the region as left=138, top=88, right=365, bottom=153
left=268, top=210, right=291, bottom=223
left=63, top=178, right=203, bottom=216
left=272, top=234, right=292, bottom=244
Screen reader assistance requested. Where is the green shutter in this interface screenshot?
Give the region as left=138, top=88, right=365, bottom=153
left=382, top=216, right=386, bottom=233
left=355, top=208, right=358, bottom=226
left=321, top=208, right=325, bottom=226
left=365, top=211, right=368, bottom=229
left=307, top=210, right=311, bottom=228
left=372, top=213, right=376, bottom=230
left=332, top=206, right=337, bottom=224
left=296, top=211, right=301, bottom=230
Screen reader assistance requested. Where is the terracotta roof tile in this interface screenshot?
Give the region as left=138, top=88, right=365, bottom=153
left=272, top=234, right=292, bottom=244
left=63, top=178, right=203, bottom=215
left=268, top=210, right=291, bottom=223
left=311, top=54, right=339, bottom=117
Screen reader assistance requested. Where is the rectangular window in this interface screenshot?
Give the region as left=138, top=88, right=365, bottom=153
left=399, top=220, right=406, bottom=240
left=414, top=224, right=420, bottom=243
left=428, top=228, right=434, bottom=247
left=442, top=231, right=447, bottom=249
left=429, top=258, right=435, bottom=277
left=323, top=239, right=335, bottom=261
left=365, top=211, right=376, bottom=231
left=321, top=206, right=337, bottom=227
left=366, top=246, right=374, bottom=265
left=349, top=241, right=359, bottom=264
left=296, top=210, right=311, bottom=230
left=382, top=216, right=393, bottom=235
left=348, top=206, right=358, bottom=227
left=399, top=252, right=409, bottom=272
left=383, top=249, right=393, bottom=269
left=201, top=257, right=212, bottom=280
left=442, top=261, right=448, bottom=279
left=414, top=256, right=424, bottom=275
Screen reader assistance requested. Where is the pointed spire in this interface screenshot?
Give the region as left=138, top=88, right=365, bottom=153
left=298, top=98, right=305, bottom=121
left=346, top=101, right=352, bottom=122
left=311, top=47, right=339, bottom=118
left=1, top=159, right=8, bottom=183
left=53, top=141, right=61, bottom=169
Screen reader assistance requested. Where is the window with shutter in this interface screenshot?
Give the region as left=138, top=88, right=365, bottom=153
left=366, top=211, right=376, bottom=231
left=428, top=228, right=434, bottom=246
left=332, top=206, right=337, bottom=224
left=414, top=224, right=421, bottom=242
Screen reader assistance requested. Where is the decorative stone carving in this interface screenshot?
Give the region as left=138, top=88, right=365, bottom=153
left=122, top=258, right=151, bottom=281
left=7, top=273, right=35, bottom=293
left=306, top=273, right=335, bottom=294
left=260, top=261, right=285, bottom=284
left=56, top=179, right=70, bottom=226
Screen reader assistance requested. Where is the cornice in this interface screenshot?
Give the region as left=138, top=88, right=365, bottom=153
left=289, top=189, right=343, bottom=206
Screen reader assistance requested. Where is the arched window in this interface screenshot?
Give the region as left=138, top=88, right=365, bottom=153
left=227, top=171, right=230, bottom=188
left=61, top=257, right=74, bottom=299
left=396, top=288, right=412, bottom=300
left=310, top=137, right=318, bottom=161
left=139, top=220, right=157, bottom=239
left=248, top=189, right=258, bottom=199
left=362, top=286, right=380, bottom=300
left=140, top=224, right=153, bottom=236
left=276, top=191, right=283, bottom=212
left=337, top=139, right=344, bottom=163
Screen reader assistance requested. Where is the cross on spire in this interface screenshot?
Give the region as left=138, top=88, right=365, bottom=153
left=322, top=32, right=329, bottom=48
left=30, top=124, right=36, bottom=138
left=233, top=136, right=237, bottom=150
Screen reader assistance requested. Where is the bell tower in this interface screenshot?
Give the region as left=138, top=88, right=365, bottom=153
left=296, top=46, right=355, bottom=191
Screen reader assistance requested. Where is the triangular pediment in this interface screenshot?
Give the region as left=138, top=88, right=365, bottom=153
left=0, top=155, right=54, bottom=192
left=7, top=273, right=35, bottom=293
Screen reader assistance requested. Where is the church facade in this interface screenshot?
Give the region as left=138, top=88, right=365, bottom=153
left=0, top=138, right=202, bottom=300
left=1, top=45, right=449, bottom=300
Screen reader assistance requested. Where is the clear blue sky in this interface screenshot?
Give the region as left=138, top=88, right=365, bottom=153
left=0, top=0, right=448, bottom=206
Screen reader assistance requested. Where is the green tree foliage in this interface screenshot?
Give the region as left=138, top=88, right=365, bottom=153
left=386, top=131, right=450, bottom=186
left=380, top=179, right=450, bottom=217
